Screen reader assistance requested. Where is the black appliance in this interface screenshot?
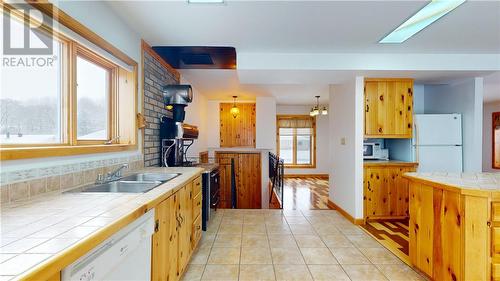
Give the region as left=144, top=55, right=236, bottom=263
left=189, top=163, right=219, bottom=231
left=160, top=84, right=199, bottom=167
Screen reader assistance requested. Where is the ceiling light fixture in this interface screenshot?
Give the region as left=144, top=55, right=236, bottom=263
left=379, top=0, right=465, bottom=44
left=230, top=96, right=240, bottom=118
left=310, top=96, right=327, bottom=117
left=187, top=0, right=224, bottom=4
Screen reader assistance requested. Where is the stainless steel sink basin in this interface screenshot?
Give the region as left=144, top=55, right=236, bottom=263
left=79, top=181, right=162, bottom=193
left=70, top=172, right=181, bottom=193
left=120, top=173, right=180, bottom=182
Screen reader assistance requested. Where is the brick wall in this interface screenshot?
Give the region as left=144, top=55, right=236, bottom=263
left=143, top=50, right=179, bottom=167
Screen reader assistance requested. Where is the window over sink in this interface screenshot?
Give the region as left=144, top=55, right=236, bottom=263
left=0, top=4, right=138, bottom=160
left=277, top=115, right=316, bottom=168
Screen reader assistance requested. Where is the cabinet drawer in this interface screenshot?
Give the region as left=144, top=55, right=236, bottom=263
left=193, top=176, right=202, bottom=196
left=493, top=227, right=500, bottom=255
left=193, top=192, right=201, bottom=219
left=192, top=215, right=201, bottom=247
left=493, top=263, right=500, bottom=281
left=493, top=202, right=500, bottom=222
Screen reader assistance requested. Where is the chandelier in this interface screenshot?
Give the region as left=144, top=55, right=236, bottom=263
left=310, top=95, right=328, bottom=116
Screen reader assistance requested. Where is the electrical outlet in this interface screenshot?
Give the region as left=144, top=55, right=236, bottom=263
left=340, top=137, right=346, bottom=145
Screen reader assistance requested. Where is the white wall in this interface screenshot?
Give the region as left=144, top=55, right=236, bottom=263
left=1, top=1, right=143, bottom=172
left=276, top=105, right=330, bottom=175
left=329, top=77, right=364, bottom=219
left=423, top=78, right=484, bottom=172
left=181, top=78, right=208, bottom=158
left=256, top=97, right=277, bottom=150
left=483, top=102, right=500, bottom=172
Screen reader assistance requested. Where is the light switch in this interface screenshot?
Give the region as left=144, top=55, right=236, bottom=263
left=340, top=137, right=346, bottom=145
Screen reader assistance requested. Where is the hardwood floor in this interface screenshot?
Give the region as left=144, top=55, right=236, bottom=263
left=361, top=219, right=410, bottom=264
left=282, top=177, right=332, bottom=210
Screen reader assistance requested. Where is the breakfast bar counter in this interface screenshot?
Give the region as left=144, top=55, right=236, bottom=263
left=403, top=172, right=500, bottom=281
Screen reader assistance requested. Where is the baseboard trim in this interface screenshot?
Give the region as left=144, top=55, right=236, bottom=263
left=327, top=199, right=365, bottom=225
left=283, top=174, right=329, bottom=179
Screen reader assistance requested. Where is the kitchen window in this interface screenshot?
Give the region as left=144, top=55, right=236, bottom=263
left=277, top=115, right=316, bottom=168
left=1, top=17, right=64, bottom=145
left=0, top=4, right=137, bottom=160
left=76, top=53, right=112, bottom=141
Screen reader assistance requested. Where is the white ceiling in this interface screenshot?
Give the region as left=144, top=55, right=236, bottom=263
left=108, top=0, right=500, bottom=53
left=107, top=0, right=500, bottom=104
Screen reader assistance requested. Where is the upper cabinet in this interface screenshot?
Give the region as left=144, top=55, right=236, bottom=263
left=220, top=103, right=256, bottom=147
left=364, top=78, right=414, bottom=138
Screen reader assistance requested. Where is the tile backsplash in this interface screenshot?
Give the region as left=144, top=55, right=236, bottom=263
left=0, top=155, right=144, bottom=204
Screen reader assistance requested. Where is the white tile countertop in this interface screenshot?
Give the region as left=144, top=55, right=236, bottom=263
left=0, top=167, right=203, bottom=281
left=404, top=172, right=500, bottom=191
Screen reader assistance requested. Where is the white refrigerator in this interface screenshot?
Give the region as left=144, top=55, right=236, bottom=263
left=412, top=114, right=463, bottom=172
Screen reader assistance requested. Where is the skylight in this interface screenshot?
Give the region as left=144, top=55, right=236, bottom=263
left=379, top=0, right=466, bottom=44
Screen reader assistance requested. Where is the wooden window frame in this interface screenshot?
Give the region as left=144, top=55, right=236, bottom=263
left=276, top=115, right=316, bottom=169
left=74, top=45, right=116, bottom=145
left=0, top=3, right=138, bottom=160
left=493, top=112, right=500, bottom=169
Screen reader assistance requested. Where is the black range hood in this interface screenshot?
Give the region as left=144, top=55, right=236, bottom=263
left=152, top=46, right=236, bottom=69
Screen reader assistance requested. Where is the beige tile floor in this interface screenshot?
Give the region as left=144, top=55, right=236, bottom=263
left=182, top=209, right=426, bottom=281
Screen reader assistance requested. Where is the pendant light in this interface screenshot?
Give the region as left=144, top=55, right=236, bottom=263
left=310, top=96, right=327, bottom=116
left=230, top=95, right=240, bottom=118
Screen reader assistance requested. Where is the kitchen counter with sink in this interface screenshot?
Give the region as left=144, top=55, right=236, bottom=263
left=0, top=167, right=203, bottom=281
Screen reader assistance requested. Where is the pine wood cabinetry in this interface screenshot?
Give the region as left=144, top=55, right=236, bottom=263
left=364, top=78, right=414, bottom=138
left=220, top=103, right=256, bottom=148
left=407, top=178, right=490, bottom=281
left=363, top=163, right=417, bottom=220
left=216, top=152, right=262, bottom=209
left=152, top=176, right=201, bottom=281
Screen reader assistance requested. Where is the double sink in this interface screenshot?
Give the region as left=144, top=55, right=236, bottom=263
left=73, top=173, right=180, bottom=193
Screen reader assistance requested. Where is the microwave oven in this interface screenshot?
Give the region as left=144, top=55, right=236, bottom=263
left=363, top=143, right=388, bottom=160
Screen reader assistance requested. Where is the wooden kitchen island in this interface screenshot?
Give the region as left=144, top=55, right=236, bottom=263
left=404, top=172, right=500, bottom=281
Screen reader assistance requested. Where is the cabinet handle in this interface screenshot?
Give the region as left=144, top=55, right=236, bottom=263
left=366, top=104, right=369, bottom=112
left=154, top=220, right=159, bottom=232
left=176, top=215, right=181, bottom=228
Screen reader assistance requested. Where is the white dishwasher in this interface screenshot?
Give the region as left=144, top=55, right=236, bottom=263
left=62, top=209, right=155, bottom=281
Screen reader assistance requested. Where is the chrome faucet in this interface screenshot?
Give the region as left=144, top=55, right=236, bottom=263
left=96, top=163, right=128, bottom=184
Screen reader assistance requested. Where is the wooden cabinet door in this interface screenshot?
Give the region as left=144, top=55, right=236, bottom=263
left=177, top=184, right=192, bottom=277
left=152, top=197, right=169, bottom=281
left=365, top=166, right=415, bottom=220
left=364, top=81, right=380, bottom=136
left=364, top=167, right=387, bottom=218
left=216, top=153, right=239, bottom=208
left=152, top=195, right=177, bottom=281
left=237, top=153, right=261, bottom=209
left=220, top=103, right=256, bottom=147
left=409, top=181, right=434, bottom=277
left=168, top=193, right=179, bottom=280
left=364, top=79, right=413, bottom=138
